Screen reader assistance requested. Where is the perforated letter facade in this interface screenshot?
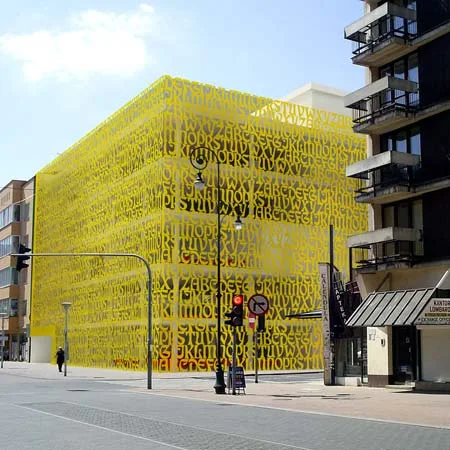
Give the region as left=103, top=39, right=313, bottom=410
left=31, top=76, right=366, bottom=372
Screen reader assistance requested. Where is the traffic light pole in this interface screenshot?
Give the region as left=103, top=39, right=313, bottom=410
left=232, top=327, right=237, bottom=395
left=11, top=252, right=153, bottom=389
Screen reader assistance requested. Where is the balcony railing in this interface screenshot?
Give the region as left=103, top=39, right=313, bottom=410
left=352, top=91, right=419, bottom=125
left=355, top=239, right=424, bottom=269
left=345, top=76, right=419, bottom=131
left=356, top=250, right=417, bottom=269
left=345, top=2, right=417, bottom=59
left=348, top=226, right=423, bottom=269
left=355, top=164, right=422, bottom=197
left=346, top=151, right=421, bottom=180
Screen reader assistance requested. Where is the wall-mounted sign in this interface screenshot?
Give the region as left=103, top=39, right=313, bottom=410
left=416, top=298, right=450, bottom=325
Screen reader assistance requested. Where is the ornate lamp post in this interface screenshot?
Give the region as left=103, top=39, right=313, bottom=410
left=189, top=146, right=242, bottom=394
left=61, top=302, right=72, bottom=376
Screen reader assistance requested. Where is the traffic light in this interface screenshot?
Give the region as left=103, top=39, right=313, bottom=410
left=224, top=294, right=245, bottom=327
left=16, top=244, right=31, bottom=272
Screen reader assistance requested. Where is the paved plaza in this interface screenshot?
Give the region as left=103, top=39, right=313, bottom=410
left=2, top=361, right=450, bottom=429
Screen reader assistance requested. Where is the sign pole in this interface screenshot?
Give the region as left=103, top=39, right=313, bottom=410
left=232, top=327, right=237, bottom=395
left=254, top=330, right=259, bottom=383
left=247, top=294, right=269, bottom=385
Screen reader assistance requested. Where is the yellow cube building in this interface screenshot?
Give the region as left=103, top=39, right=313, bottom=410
left=31, top=76, right=366, bottom=372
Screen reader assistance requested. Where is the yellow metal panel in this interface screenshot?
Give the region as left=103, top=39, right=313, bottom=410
left=32, top=76, right=366, bottom=372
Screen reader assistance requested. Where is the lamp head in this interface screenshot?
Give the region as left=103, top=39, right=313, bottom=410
left=234, top=216, right=243, bottom=231
left=194, top=172, right=205, bottom=190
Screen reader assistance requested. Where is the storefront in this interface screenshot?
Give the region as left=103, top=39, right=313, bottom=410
left=347, top=286, right=450, bottom=388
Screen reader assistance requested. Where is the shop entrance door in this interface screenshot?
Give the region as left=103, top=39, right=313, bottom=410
left=393, top=326, right=416, bottom=383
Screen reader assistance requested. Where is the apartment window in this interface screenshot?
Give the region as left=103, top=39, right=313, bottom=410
left=382, top=199, right=423, bottom=257
left=383, top=200, right=421, bottom=227
left=410, top=127, right=421, bottom=155
left=19, top=300, right=27, bottom=317
left=0, top=268, right=18, bottom=288
left=0, top=206, right=12, bottom=229
left=380, top=52, right=419, bottom=106
left=0, top=204, right=20, bottom=229
left=21, top=203, right=30, bottom=221
left=0, top=236, right=20, bottom=258
left=394, top=59, right=406, bottom=80
left=395, top=205, right=412, bottom=255
left=407, top=1, right=417, bottom=34
left=0, top=298, right=18, bottom=317
left=408, top=53, right=419, bottom=104
left=0, top=298, right=9, bottom=315
left=375, top=1, right=417, bottom=38
left=10, top=300, right=18, bottom=317
left=379, top=126, right=421, bottom=185
left=381, top=126, right=421, bottom=156
left=412, top=199, right=424, bottom=255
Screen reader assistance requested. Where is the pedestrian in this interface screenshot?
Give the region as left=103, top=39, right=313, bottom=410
left=56, top=346, right=65, bottom=373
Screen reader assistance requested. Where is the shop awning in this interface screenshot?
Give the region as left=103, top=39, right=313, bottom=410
left=346, top=288, right=436, bottom=327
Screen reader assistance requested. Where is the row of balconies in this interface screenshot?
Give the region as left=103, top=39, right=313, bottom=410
left=345, top=3, right=450, bottom=270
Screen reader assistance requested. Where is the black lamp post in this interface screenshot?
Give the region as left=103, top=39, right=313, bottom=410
left=61, top=302, right=72, bottom=377
left=189, top=146, right=242, bottom=394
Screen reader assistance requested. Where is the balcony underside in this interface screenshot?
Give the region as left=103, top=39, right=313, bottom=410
left=348, top=226, right=421, bottom=250
left=346, top=151, right=420, bottom=179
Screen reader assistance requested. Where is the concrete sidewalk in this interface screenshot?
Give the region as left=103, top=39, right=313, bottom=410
left=1, top=361, right=450, bottom=429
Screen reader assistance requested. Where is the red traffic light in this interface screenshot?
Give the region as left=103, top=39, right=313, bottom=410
left=232, top=294, right=244, bottom=306
left=226, top=295, right=245, bottom=327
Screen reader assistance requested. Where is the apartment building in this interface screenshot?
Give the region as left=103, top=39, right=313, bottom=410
left=344, top=0, right=450, bottom=388
left=30, top=75, right=367, bottom=373
left=0, top=179, right=34, bottom=362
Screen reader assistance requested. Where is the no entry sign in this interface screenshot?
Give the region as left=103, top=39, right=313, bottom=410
left=247, top=294, right=269, bottom=316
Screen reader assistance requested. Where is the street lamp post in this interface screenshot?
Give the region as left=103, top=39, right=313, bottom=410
left=61, top=302, right=72, bottom=377
left=189, top=146, right=243, bottom=394
left=0, top=312, right=7, bottom=369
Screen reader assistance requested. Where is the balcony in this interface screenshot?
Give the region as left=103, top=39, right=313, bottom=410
left=345, top=2, right=417, bottom=67
left=345, top=76, right=419, bottom=135
left=348, top=226, right=422, bottom=271
left=346, top=151, right=421, bottom=204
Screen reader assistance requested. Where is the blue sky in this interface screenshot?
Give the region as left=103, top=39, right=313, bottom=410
left=0, top=0, right=364, bottom=188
